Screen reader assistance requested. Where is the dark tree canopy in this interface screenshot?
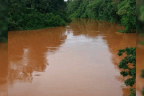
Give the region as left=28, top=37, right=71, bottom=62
left=0, top=0, right=8, bottom=42
left=8, top=0, right=71, bottom=31
left=66, top=0, right=136, bottom=33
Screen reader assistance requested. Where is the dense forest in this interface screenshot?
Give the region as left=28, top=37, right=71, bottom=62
left=8, top=0, right=71, bottom=31
left=0, top=1, right=7, bottom=42
left=66, top=0, right=144, bottom=33
left=1, top=0, right=72, bottom=41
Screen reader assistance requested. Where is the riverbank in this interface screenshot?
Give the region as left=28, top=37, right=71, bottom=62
left=66, top=0, right=136, bottom=33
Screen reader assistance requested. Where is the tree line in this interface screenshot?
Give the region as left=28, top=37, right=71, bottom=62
left=0, top=0, right=7, bottom=42
left=1, top=0, right=72, bottom=42
left=1, top=0, right=144, bottom=42
left=8, top=0, right=71, bottom=31
left=66, top=0, right=138, bottom=33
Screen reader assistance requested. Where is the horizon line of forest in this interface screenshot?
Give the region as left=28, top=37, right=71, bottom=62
left=0, top=0, right=144, bottom=42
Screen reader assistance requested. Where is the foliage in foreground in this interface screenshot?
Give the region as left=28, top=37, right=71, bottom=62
left=118, top=47, right=136, bottom=95
left=129, top=88, right=136, bottom=96
left=66, top=0, right=136, bottom=33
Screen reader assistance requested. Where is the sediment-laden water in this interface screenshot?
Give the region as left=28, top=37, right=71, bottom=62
left=7, top=19, right=136, bottom=96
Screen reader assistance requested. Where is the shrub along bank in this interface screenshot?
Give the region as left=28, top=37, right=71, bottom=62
left=118, top=47, right=136, bottom=96
left=66, top=0, right=136, bottom=33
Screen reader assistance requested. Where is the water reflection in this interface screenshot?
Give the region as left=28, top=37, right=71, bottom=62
left=69, top=19, right=136, bottom=96
left=8, top=19, right=136, bottom=96
left=8, top=27, right=66, bottom=85
left=0, top=43, right=8, bottom=96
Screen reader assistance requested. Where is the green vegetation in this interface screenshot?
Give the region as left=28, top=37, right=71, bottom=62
left=137, top=0, right=144, bottom=33
left=141, top=70, right=144, bottom=78
left=8, top=0, right=71, bottom=31
left=129, top=88, right=136, bottom=96
left=0, top=0, right=8, bottom=42
left=117, top=47, right=136, bottom=95
left=139, top=41, right=144, bottom=45
left=66, top=0, right=136, bottom=33
left=142, top=87, right=144, bottom=96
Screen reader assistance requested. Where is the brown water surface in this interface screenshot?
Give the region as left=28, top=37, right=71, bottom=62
left=0, top=43, right=8, bottom=96
left=8, top=19, right=136, bottom=96
left=136, top=35, right=144, bottom=96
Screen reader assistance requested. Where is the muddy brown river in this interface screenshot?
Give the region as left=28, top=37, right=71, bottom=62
left=2, top=19, right=137, bottom=96
left=0, top=43, right=8, bottom=96
left=136, top=35, right=144, bottom=96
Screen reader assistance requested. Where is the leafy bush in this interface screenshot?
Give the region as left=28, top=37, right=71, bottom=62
left=117, top=0, right=136, bottom=33
left=129, top=88, right=136, bottom=96
left=118, top=47, right=136, bottom=95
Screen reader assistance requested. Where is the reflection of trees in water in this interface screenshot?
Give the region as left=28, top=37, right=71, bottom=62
left=8, top=19, right=137, bottom=95
left=70, top=19, right=124, bottom=38
left=100, top=22, right=136, bottom=96
left=8, top=27, right=67, bottom=85
left=69, top=19, right=136, bottom=96
left=0, top=43, right=8, bottom=96
left=69, top=19, right=99, bottom=37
